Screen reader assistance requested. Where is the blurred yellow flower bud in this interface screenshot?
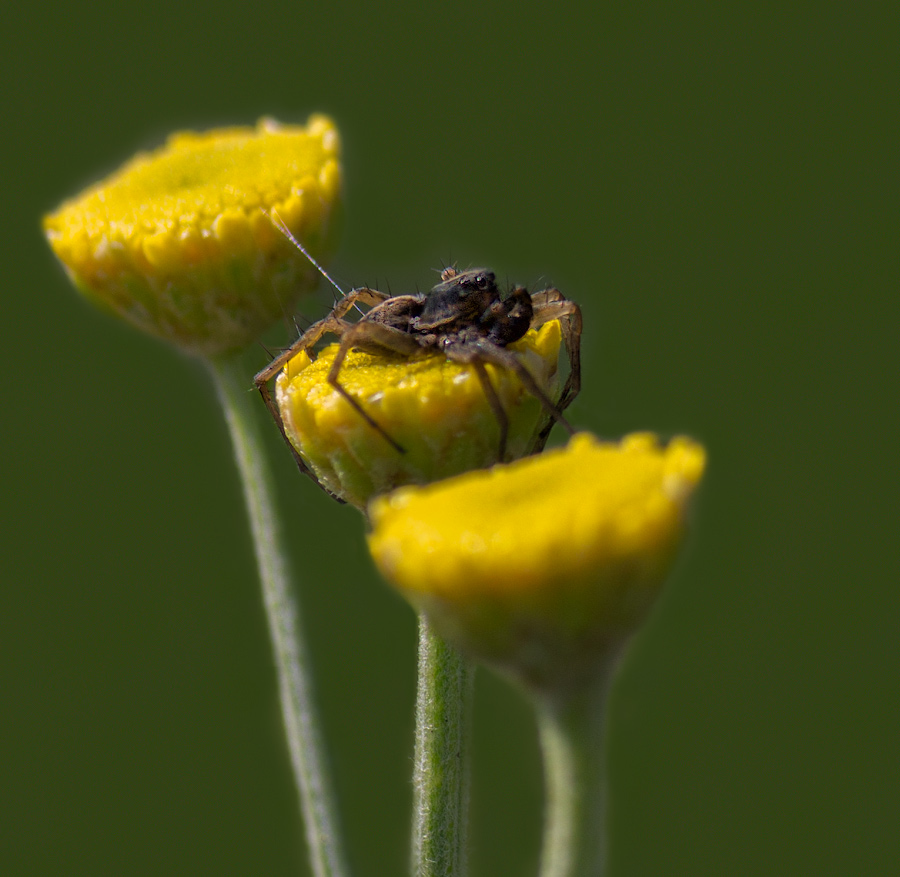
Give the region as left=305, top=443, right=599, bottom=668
left=368, top=432, right=706, bottom=695
left=275, top=320, right=565, bottom=509
left=43, top=115, right=342, bottom=356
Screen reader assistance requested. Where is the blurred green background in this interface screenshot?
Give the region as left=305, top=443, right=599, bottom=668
left=3, top=2, right=896, bottom=875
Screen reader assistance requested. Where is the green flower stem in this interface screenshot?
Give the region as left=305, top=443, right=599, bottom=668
left=536, top=674, right=612, bottom=877
left=411, top=613, right=474, bottom=877
left=208, top=354, right=348, bottom=877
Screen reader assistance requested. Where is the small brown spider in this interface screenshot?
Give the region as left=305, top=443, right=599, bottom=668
left=255, top=251, right=582, bottom=495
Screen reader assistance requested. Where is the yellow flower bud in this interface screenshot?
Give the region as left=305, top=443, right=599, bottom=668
left=275, top=320, right=565, bottom=510
left=43, top=116, right=342, bottom=356
left=368, top=432, right=706, bottom=695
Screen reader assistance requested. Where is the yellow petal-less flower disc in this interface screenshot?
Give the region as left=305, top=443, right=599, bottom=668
left=43, top=116, right=341, bottom=356
left=368, top=432, right=706, bottom=693
left=276, top=320, right=565, bottom=510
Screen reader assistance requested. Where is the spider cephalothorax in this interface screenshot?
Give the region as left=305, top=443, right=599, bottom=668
left=255, top=263, right=582, bottom=495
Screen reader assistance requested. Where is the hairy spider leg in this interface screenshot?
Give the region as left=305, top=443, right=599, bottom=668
left=530, top=290, right=583, bottom=412
left=253, top=287, right=393, bottom=490
left=439, top=345, right=512, bottom=460
left=524, top=293, right=583, bottom=451
left=325, top=320, right=424, bottom=454
left=444, top=337, right=576, bottom=461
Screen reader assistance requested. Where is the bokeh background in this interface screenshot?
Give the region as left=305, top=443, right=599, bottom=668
left=3, top=2, right=896, bottom=875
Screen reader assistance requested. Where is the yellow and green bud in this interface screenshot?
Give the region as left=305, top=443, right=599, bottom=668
left=43, top=115, right=342, bottom=356
left=368, top=432, right=706, bottom=695
left=275, top=320, right=565, bottom=510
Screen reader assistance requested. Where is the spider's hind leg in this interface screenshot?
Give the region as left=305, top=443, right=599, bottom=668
left=530, top=289, right=583, bottom=413
left=253, top=286, right=393, bottom=492
left=529, top=290, right=583, bottom=450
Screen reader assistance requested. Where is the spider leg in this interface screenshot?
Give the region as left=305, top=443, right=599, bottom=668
left=451, top=338, right=576, bottom=457
left=327, top=320, right=424, bottom=454
left=529, top=290, right=583, bottom=442
left=444, top=342, right=510, bottom=460
left=253, top=287, right=392, bottom=489
left=253, top=287, right=392, bottom=390
left=471, top=360, right=509, bottom=460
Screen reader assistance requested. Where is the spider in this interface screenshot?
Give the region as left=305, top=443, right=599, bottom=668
left=254, top=233, right=582, bottom=496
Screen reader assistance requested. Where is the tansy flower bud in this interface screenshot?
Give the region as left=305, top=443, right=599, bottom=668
left=43, top=115, right=342, bottom=356
left=275, top=320, right=565, bottom=510
left=368, top=432, right=706, bottom=695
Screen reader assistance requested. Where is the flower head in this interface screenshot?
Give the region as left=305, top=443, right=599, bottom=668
left=43, top=116, right=341, bottom=356
left=276, top=320, right=565, bottom=510
left=368, top=432, right=706, bottom=694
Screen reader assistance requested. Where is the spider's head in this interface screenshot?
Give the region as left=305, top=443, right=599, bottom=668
left=417, top=268, right=498, bottom=330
